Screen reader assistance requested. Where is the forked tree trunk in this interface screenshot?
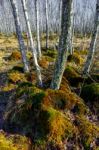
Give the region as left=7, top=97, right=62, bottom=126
left=35, top=0, right=42, bottom=59
left=45, top=0, right=49, bottom=50
left=21, top=0, right=42, bottom=86
left=10, top=0, right=29, bottom=72
left=50, top=0, right=73, bottom=90
left=83, top=0, right=99, bottom=74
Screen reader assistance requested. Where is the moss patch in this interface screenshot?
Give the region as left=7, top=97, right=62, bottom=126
left=63, top=66, right=83, bottom=87
left=81, top=83, right=99, bottom=102
left=0, top=131, right=30, bottom=150
left=8, top=71, right=26, bottom=83
left=8, top=51, right=21, bottom=61
left=67, top=52, right=83, bottom=64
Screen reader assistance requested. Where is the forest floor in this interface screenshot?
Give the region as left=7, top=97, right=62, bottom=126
left=0, top=34, right=99, bottom=150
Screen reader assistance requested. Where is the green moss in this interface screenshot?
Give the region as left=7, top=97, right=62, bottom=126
left=0, top=131, right=30, bottom=150
left=76, top=115, right=99, bottom=149
left=64, top=66, right=79, bottom=79
left=43, top=89, right=88, bottom=114
left=5, top=82, right=98, bottom=149
left=67, top=53, right=82, bottom=64
left=39, top=107, right=75, bottom=144
left=63, top=66, right=83, bottom=86
left=45, top=50, right=57, bottom=58
left=81, top=83, right=99, bottom=102
left=8, top=71, right=27, bottom=84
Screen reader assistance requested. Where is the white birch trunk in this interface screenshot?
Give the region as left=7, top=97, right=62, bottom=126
left=35, top=0, right=42, bottom=59
left=45, top=0, right=49, bottom=50
left=83, top=0, right=99, bottom=74
left=10, top=0, right=29, bottom=73
left=68, top=0, right=74, bottom=55
left=21, top=0, right=42, bottom=86
left=50, top=0, right=73, bottom=90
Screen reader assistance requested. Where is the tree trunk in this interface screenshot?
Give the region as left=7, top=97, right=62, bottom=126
left=35, top=0, right=42, bottom=59
left=68, top=0, right=74, bottom=55
left=50, top=0, right=73, bottom=90
left=83, top=0, right=99, bottom=74
left=45, top=0, right=49, bottom=50
left=21, top=0, right=42, bottom=86
left=10, top=0, right=29, bottom=72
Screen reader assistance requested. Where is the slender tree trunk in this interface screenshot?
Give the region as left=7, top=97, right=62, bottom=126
left=45, top=0, right=49, bottom=50
left=50, top=0, right=73, bottom=90
left=21, top=0, right=42, bottom=86
left=59, top=0, right=62, bottom=36
left=83, top=0, right=99, bottom=74
left=35, top=0, right=42, bottom=59
left=68, top=0, right=74, bottom=55
left=10, top=0, right=29, bottom=72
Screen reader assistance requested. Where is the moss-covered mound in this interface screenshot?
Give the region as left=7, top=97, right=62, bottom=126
left=67, top=52, right=83, bottom=64
left=81, top=83, right=99, bottom=102
left=75, top=115, right=99, bottom=149
left=8, top=71, right=27, bottom=83
left=63, top=66, right=83, bottom=87
left=43, top=89, right=87, bottom=114
left=4, top=82, right=99, bottom=149
left=0, top=131, right=31, bottom=150
left=81, top=83, right=99, bottom=116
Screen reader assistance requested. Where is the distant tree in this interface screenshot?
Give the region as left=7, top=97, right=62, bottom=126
left=9, top=0, right=29, bottom=72
left=0, top=0, right=3, bottom=6
left=35, top=0, right=42, bottom=59
left=50, top=0, right=73, bottom=90
left=21, top=0, right=42, bottom=86
left=83, top=0, right=99, bottom=74
left=68, top=0, right=74, bottom=55
left=45, top=0, right=49, bottom=50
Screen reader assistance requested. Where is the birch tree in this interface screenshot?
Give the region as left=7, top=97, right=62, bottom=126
left=35, top=0, right=42, bottom=59
left=50, top=0, right=73, bottom=90
left=21, top=0, right=42, bottom=86
left=83, top=0, right=99, bottom=74
left=68, top=0, right=74, bottom=55
left=45, top=0, right=49, bottom=50
left=9, top=0, right=29, bottom=73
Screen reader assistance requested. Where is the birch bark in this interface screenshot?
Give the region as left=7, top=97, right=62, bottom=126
left=10, top=0, right=29, bottom=72
left=50, top=0, right=73, bottom=90
left=21, top=0, right=42, bottom=86
left=83, top=0, right=99, bottom=74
